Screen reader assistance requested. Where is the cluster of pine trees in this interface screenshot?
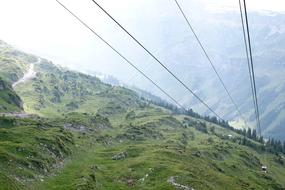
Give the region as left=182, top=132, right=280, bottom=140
left=229, top=126, right=285, bottom=154
left=266, top=138, right=285, bottom=154
left=234, top=128, right=264, bottom=143
left=144, top=97, right=231, bottom=127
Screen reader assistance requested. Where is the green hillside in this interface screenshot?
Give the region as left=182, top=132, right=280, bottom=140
left=14, top=60, right=111, bottom=116
left=0, top=41, right=285, bottom=189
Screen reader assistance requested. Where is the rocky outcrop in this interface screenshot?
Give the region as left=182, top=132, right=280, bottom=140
left=112, top=152, right=127, bottom=160
left=0, top=77, right=23, bottom=111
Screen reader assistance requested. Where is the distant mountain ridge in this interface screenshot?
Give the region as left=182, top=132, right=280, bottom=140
left=110, top=10, right=285, bottom=140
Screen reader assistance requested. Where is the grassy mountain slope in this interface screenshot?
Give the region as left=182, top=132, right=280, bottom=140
left=0, top=41, right=285, bottom=189
left=15, top=60, right=141, bottom=118
left=12, top=61, right=285, bottom=189
left=31, top=112, right=285, bottom=190
left=0, top=116, right=74, bottom=190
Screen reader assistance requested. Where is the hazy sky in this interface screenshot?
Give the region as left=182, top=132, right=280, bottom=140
left=0, top=0, right=284, bottom=80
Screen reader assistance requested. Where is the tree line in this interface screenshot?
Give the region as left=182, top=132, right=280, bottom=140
left=143, top=97, right=285, bottom=154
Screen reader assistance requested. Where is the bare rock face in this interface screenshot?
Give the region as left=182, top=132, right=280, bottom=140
left=167, top=176, right=194, bottom=190
left=112, top=152, right=128, bottom=160
left=64, top=123, right=88, bottom=133
left=0, top=77, right=23, bottom=111
left=0, top=79, right=7, bottom=90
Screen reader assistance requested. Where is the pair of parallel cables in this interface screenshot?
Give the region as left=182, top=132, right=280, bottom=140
left=238, top=0, right=262, bottom=137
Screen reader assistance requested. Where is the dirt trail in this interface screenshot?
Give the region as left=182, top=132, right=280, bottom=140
left=0, top=113, right=34, bottom=118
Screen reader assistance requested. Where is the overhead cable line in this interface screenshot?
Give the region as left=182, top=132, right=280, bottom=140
left=89, top=0, right=224, bottom=120
left=174, top=0, right=248, bottom=125
left=238, top=0, right=259, bottom=134
left=55, top=0, right=186, bottom=111
left=241, top=0, right=262, bottom=136
left=240, top=2, right=265, bottom=172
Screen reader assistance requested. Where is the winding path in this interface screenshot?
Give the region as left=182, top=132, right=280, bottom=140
left=12, top=58, right=40, bottom=88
